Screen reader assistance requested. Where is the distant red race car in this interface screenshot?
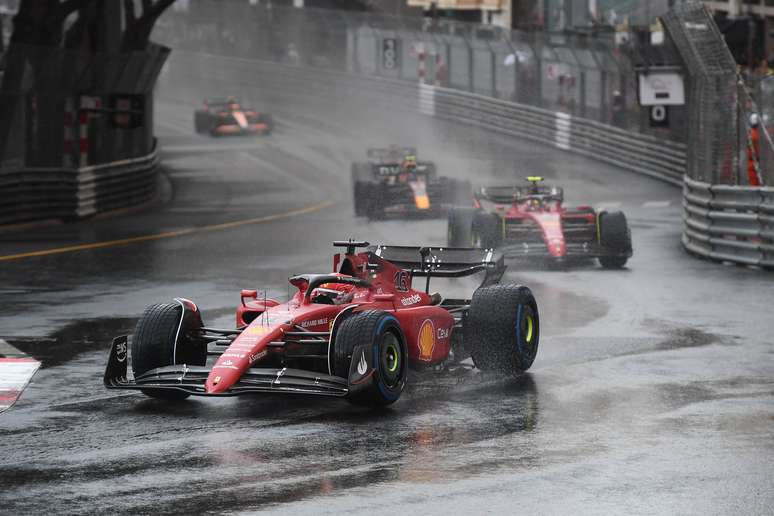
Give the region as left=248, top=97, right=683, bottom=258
left=194, top=96, right=272, bottom=136
left=448, top=177, right=632, bottom=268
left=105, top=241, right=539, bottom=406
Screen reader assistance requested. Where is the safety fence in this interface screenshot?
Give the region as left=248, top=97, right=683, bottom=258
left=683, top=175, right=774, bottom=268
left=0, top=148, right=158, bottom=226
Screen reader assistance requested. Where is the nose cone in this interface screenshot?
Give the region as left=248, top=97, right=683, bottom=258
left=548, top=239, right=566, bottom=257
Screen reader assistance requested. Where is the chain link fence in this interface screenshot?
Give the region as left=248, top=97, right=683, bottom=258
left=154, top=1, right=683, bottom=142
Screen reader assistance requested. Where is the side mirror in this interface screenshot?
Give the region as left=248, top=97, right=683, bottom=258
left=240, top=289, right=257, bottom=306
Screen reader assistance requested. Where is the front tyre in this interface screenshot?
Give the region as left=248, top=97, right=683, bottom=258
left=465, top=284, right=539, bottom=374
left=131, top=301, right=206, bottom=400
left=333, top=310, right=407, bottom=406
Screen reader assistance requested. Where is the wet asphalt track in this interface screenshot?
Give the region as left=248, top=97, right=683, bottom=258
left=1, top=56, right=774, bottom=515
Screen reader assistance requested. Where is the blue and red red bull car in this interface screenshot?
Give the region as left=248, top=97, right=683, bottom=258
left=104, top=241, right=539, bottom=407
left=351, top=146, right=471, bottom=219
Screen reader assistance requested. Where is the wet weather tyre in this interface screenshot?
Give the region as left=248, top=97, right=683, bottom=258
left=351, top=163, right=372, bottom=217
left=257, top=113, right=273, bottom=133
left=131, top=302, right=202, bottom=400
left=474, top=212, right=501, bottom=249
left=333, top=310, right=407, bottom=406
left=194, top=112, right=208, bottom=133
left=598, top=211, right=631, bottom=269
left=448, top=207, right=476, bottom=247
left=466, top=284, right=539, bottom=374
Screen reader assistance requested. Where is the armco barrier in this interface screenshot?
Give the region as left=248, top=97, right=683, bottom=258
left=0, top=149, right=158, bottom=226
left=683, top=175, right=774, bottom=268
left=167, top=51, right=686, bottom=187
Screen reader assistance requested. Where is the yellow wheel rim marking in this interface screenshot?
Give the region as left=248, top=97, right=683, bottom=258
left=525, top=314, right=534, bottom=343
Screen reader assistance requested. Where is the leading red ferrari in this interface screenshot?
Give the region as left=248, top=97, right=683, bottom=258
left=104, top=241, right=540, bottom=406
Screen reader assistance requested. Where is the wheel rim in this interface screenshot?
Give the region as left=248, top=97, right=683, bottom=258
left=381, top=332, right=402, bottom=387
left=517, top=305, right=538, bottom=359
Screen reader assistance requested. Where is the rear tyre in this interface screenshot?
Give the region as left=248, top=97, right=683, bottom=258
left=474, top=212, right=501, bottom=249
left=351, top=163, right=371, bottom=217
left=257, top=113, right=273, bottom=133
left=448, top=207, right=476, bottom=247
left=333, top=310, right=407, bottom=406
left=131, top=302, right=205, bottom=400
left=194, top=112, right=208, bottom=134
left=597, top=211, right=632, bottom=269
left=365, top=184, right=385, bottom=220
left=465, top=284, right=539, bottom=374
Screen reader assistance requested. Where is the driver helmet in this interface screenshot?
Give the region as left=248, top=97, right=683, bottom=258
left=310, top=275, right=356, bottom=305
left=401, top=155, right=418, bottom=172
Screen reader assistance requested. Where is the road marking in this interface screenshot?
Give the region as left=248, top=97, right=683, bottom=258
left=643, top=201, right=672, bottom=208
left=0, top=200, right=334, bottom=262
left=0, top=339, right=40, bottom=413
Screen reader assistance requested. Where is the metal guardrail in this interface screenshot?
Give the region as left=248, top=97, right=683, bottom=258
left=683, top=175, right=774, bottom=268
left=0, top=149, right=158, bottom=226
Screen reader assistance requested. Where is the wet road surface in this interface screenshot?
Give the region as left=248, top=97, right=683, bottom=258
left=1, top=53, right=774, bottom=515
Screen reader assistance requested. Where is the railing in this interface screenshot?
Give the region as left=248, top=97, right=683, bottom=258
left=683, top=175, right=774, bottom=268
left=0, top=148, right=158, bottom=226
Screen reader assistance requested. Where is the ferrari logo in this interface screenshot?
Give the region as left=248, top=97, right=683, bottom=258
left=418, top=319, right=435, bottom=361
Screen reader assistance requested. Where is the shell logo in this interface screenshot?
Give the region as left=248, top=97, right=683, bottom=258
left=418, top=319, right=435, bottom=361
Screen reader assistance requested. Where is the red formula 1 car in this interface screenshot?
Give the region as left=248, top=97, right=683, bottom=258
left=104, top=241, right=539, bottom=406
left=351, top=146, right=471, bottom=219
left=194, top=96, right=273, bottom=136
left=448, top=177, right=632, bottom=268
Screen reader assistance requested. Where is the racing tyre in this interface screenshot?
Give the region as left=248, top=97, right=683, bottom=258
left=194, top=112, right=208, bottom=134
left=333, top=310, right=407, bottom=406
left=473, top=212, right=501, bottom=249
left=351, top=163, right=371, bottom=217
left=597, top=211, right=632, bottom=269
left=451, top=179, right=473, bottom=205
left=365, top=185, right=385, bottom=220
left=448, top=207, right=476, bottom=247
left=465, top=284, right=539, bottom=374
left=257, top=113, right=273, bottom=133
left=131, top=302, right=206, bottom=400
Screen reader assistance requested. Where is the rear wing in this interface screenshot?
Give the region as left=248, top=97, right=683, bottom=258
left=371, top=245, right=505, bottom=288
left=366, top=146, right=418, bottom=163
left=478, top=185, right=563, bottom=203
left=371, top=162, right=434, bottom=176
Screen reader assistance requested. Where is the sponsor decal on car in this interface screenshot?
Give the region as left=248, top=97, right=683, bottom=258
left=401, top=293, right=422, bottom=306
left=437, top=327, right=451, bottom=340
left=418, top=319, right=435, bottom=361
left=301, top=318, right=328, bottom=328
left=246, top=326, right=270, bottom=335
left=221, top=353, right=245, bottom=359
left=115, top=340, right=127, bottom=363
left=249, top=350, right=267, bottom=364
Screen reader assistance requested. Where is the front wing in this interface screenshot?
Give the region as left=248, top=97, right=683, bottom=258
left=104, top=337, right=348, bottom=397
left=499, top=241, right=631, bottom=259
